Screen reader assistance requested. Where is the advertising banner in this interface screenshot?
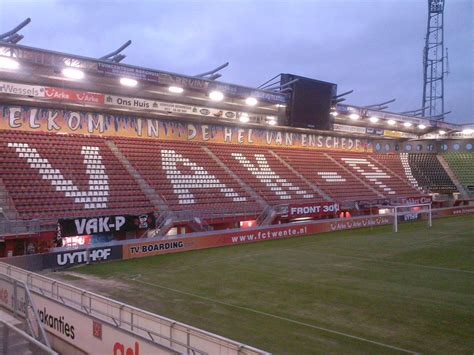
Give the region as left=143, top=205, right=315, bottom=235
left=120, top=205, right=473, bottom=261
left=435, top=206, right=474, bottom=217
left=0, top=276, right=27, bottom=316
left=383, top=130, right=417, bottom=139
left=286, top=202, right=340, bottom=218
left=0, top=104, right=373, bottom=151
left=366, top=127, right=384, bottom=136
left=122, top=215, right=392, bottom=259
left=97, top=62, right=209, bottom=90
left=31, top=295, right=166, bottom=354
left=97, top=62, right=287, bottom=103
left=104, top=94, right=237, bottom=119
left=333, top=124, right=366, bottom=134
left=44, top=87, right=105, bottom=104
left=397, top=195, right=432, bottom=205
left=0, top=80, right=45, bottom=98
left=356, top=195, right=432, bottom=208
left=58, top=213, right=156, bottom=237
left=43, top=245, right=123, bottom=269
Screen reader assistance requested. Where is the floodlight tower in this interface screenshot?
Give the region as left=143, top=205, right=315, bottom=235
left=422, top=0, right=447, bottom=120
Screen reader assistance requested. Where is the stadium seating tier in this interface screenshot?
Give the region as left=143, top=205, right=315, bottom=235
left=0, top=130, right=447, bottom=223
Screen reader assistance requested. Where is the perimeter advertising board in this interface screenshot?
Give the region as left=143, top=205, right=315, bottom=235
left=122, top=215, right=392, bottom=259
left=30, top=295, right=169, bottom=354
left=398, top=196, right=433, bottom=205
left=43, top=245, right=122, bottom=269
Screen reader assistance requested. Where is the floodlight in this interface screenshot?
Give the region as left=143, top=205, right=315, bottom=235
left=239, top=113, right=249, bottom=123
left=62, top=68, right=84, bottom=80
left=245, top=97, right=258, bottom=106
left=0, top=56, right=19, bottom=70
left=209, top=90, right=224, bottom=101
left=169, top=86, right=184, bottom=94
left=120, top=78, right=137, bottom=87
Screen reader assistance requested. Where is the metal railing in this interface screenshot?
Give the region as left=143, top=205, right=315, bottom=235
left=0, top=219, right=41, bottom=236
left=0, top=262, right=269, bottom=355
left=0, top=320, right=57, bottom=355
left=0, top=274, right=51, bottom=349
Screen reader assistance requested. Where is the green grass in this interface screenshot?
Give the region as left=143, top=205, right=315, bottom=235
left=54, top=215, right=474, bottom=354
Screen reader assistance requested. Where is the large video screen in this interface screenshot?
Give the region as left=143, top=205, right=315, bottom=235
left=282, top=74, right=337, bottom=130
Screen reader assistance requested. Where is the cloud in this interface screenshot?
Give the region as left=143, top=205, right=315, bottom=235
left=0, top=0, right=471, bottom=123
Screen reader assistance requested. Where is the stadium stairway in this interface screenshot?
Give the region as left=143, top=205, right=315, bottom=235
left=112, top=138, right=261, bottom=220
left=0, top=179, right=18, bottom=220
left=440, top=152, right=474, bottom=195
left=202, top=146, right=269, bottom=210
left=323, top=153, right=384, bottom=202
left=105, top=140, right=169, bottom=211
left=270, top=148, right=385, bottom=205
left=208, top=144, right=326, bottom=206
left=269, top=149, right=332, bottom=201
left=330, top=151, right=422, bottom=198
left=406, top=153, right=457, bottom=194
left=0, top=130, right=154, bottom=220
left=370, top=153, right=424, bottom=193
left=436, top=155, right=470, bottom=197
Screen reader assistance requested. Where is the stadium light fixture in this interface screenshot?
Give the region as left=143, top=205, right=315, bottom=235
left=403, top=122, right=413, bottom=127
left=120, top=77, right=137, bottom=87
left=267, top=116, right=277, bottom=125
left=209, top=90, right=224, bottom=101
left=369, top=116, right=379, bottom=123
left=349, top=113, right=360, bottom=120
left=245, top=97, right=258, bottom=106
left=439, top=130, right=446, bottom=135
left=0, top=56, right=19, bottom=70
left=62, top=67, right=84, bottom=80
left=168, top=86, right=184, bottom=94
left=330, top=111, right=338, bottom=117
left=462, top=128, right=473, bottom=134
left=417, top=124, right=426, bottom=129
left=239, top=113, right=249, bottom=123
left=276, top=104, right=286, bottom=108
left=387, top=119, right=396, bottom=126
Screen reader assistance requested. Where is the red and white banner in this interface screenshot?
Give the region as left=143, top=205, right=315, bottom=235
left=287, top=202, right=340, bottom=218
left=397, top=195, right=432, bottom=205
left=44, top=87, right=105, bottom=104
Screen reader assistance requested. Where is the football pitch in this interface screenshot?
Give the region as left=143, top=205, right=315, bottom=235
left=55, top=215, right=474, bottom=354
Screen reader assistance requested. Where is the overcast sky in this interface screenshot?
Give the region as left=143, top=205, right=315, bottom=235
left=1, top=0, right=472, bottom=123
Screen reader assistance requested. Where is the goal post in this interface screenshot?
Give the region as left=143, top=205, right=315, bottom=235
left=393, top=203, right=432, bottom=232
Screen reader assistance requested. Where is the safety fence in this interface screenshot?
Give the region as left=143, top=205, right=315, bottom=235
left=0, top=262, right=268, bottom=355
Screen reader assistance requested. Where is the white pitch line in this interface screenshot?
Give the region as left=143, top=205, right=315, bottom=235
left=130, top=276, right=419, bottom=354
left=281, top=248, right=474, bottom=274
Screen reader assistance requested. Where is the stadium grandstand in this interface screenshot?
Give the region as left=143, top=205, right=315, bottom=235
left=0, top=15, right=472, bottom=355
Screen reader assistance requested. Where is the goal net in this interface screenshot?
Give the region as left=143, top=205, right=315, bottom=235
left=392, top=203, right=432, bottom=232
